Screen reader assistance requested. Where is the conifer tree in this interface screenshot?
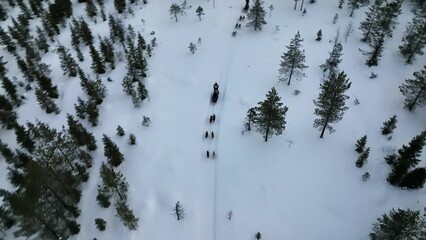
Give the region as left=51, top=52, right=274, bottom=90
left=313, top=71, right=351, bottom=138
left=377, top=0, right=402, bottom=39
left=116, top=125, right=125, bottom=136
left=89, top=45, right=106, bottom=74
left=48, top=0, right=73, bottom=27
left=75, top=97, right=88, bottom=119
left=359, top=0, right=385, bottom=42
left=2, top=76, right=22, bottom=106
left=169, top=4, right=182, bottom=22
left=370, top=209, right=425, bottom=239
left=41, top=12, right=58, bottom=39
left=0, top=4, right=7, bottom=21
left=79, top=18, right=94, bottom=46
left=0, top=95, right=18, bottom=129
left=114, top=0, right=126, bottom=13
left=355, top=135, right=367, bottom=153
left=57, top=45, right=79, bottom=77
left=35, top=27, right=49, bottom=53
left=108, top=15, right=126, bottom=48
left=348, top=0, right=360, bottom=17
left=67, top=114, right=97, bottom=151
left=102, top=134, right=125, bottom=167
left=86, top=0, right=98, bottom=19
left=115, top=200, right=139, bottom=230
left=86, top=100, right=100, bottom=126
left=320, top=42, right=343, bottom=78
left=252, top=87, right=288, bottom=142
left=381, top=115, right=397, bottom=136
left=28, top=0, right=42, bottom=17
left=245, top=107, right=257, bottom=131
left=399, top=167, right=426, bottom=189
left=386, top=131, right=426, bottom=187
left=128, top=134, right=136, bottom=145
left=363, top=33, right=385, bottom=67
left=338, top=0, right=344, bottom=9
left=16, top=0, right=32, bottom=19
left=0, top=26, right=17, bottom=54
left=79, top=69, right=107, bottom=104
left=246, top=0, right=267, bottom=31
left=399, top=66, right=426, bottom=111
left=35, top=87, right=60, bottom=114
left=70, top=18, right=81, bottom=48
left=75, top=46, right=84, bottom=62
left=278, top=31, right=308, bottom=85
left=14, top=124, right=35, bottom=153
left=99, top=36, right=116, bottom=69
left=399, top=15, right=426, bottom=64
left=356, top=147, right=370, bottom=168
left=36, top=75, right=58, bottom=99
left=196, top=6, right=204, bottom=21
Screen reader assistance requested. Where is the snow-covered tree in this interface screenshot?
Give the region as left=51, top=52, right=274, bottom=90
left=246, top=0, right=267, bottom=31
left=278, top=31, right=308, bottom=85
left=188, top=42, right=197, bottom=54
left=320, top=42, right=343, bottom=78
left=399, top=15, right=426, bottom=64
left=356, top=147, right=370, bottom=168
left=313, top=71, right=351, bottom=138
left=355, top=135, right=367, bottom=153
left=381, top=115, right=397, bottom=136
left=195, top=6, right=204, bottom=21
left=169, top=3, right=182, bottom=22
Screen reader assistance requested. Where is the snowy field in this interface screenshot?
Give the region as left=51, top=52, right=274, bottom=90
left=1, top=0, right=426, bottom=239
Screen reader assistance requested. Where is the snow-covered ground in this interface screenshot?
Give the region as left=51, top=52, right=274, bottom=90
left=1, top=0, right=426, bottom=239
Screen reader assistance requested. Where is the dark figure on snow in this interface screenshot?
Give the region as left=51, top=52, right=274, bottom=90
left=244, top=0, right=249, bottom=11
left=211, top=131, right=214, bottom=139
left=212, top=151, right=216, bottom=158
left=209, top=115, right=213, bottom=123
left=212, top=114, right=216, bottom=122
left=242, top=16, right=245, bottom=20
left=213, top=82, right=219, bottom=90
left=198, top=37, right=202, bottom=44
left=256, top=232, right=262, bottom=240
left=205, top=131, right=208, bottom=138
left=239, top=15, right=242, bottom=20
left=238, top=24, right=241, bottom=28
left=206, top=150, right=210, bottom=158
left=232, top=31, right=237, bottom=37
left=235, top=23, right=239, bottom=28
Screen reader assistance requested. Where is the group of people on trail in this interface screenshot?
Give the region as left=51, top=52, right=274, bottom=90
left=206, top=83, right=220, bottom=158
left=232, top=14, right=246, bottom=36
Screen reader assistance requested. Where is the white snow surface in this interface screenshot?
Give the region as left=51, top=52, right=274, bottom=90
left=1, top=0, right=426, bottom=239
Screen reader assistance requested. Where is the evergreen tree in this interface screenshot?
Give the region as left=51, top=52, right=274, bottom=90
left=386, top=131, right=426, bottom=187
left=75, top=46, right=84, bottom=62
left=188, top=42, right=197, bottom=54
left=35, top=87, right=60, bottom=114
left=41, top=12, right=58, bottom=39
left=320, top=42, right=343, bottom=78
left=2, top=76, right=22, bottom=106
left=0, top=5, right=8, bottom=21
left=245, top=107, right=257, bottom=131
left=36, top=75, right=58, bottom=99
left=86, top=0, right=98, bottom=19
left=128, top=134, right=136, bottom=145
left=89, top=45, right=106, bottom=74
left=399, top=167, right=426, bottom=189
left=196, top=6, right=204, bottom=21
left=174, top=201, right=185, bottom=220
left=99, top=36, right=116, bottom=69
left=75, top=97, right=88, bottom=119
left=313, top=71, right=351, bottom=138
left=14, top=124, right=35, bottom=153
left=70, top=18, right=81, bottom=48
left=108, top=15, right=126, bottom=48
left=363, top=33, right=385, bottom=67
left=348, top=0, right=361, bottom=17
left=79, top=18, right=94, bottom=46
left=35, top=27, right=49, bottom=53
left=356, top=147, right=370, bottom=168
left=48, top=0, right=73, bottom=27
left=377, top=0, right=402, bottom=39
left=246, top=0, right=267, bottom=31
left=370, top=209, right=425, bottom=239
left=79, top=69, right=107, bottom=105
left=399, top=66, right=426, bottom=111
left=355, top=135, right=367, bottom=153
left=381, top=115, right=397, bottom=136
left=16, top=0, right=32, bottom=19
left=116, top=125, right=125, bottom=136
left=0, top=26, right=17, bottom=54
left=399, top=15, right=426, bottom=64
left=316, top=29, right=322, bottom=41
left=102, top=134, right=125, bottom=167
left=95, top=218, right=106, bottom=231
left=114, top=0, right=126, bottom=13
left=57, top=45, right=79, bottom=77
left=28, top=0, right=43, bottom=17
left=278, top=31, right=308, bottom=85
left=115, top=200, right=139, bottom=230
left=169, top=4, right=182, bottom=22
left=86, top=100, right=100, bottom=126
left=359, top=0, right=385, bottom=42
left=252, top=87, right=289, bottom=142
left=67, top=114, right=97, bottom=151
left=0, top=96, right=18, bottom=129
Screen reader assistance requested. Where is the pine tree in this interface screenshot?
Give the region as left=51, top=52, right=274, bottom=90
left=95, top=218, right=106, bottom=231
left=0, top=96, right=18, bottom=129
left=102, top=134, right=125, bottom=167
left=188, top=42, right=197, bottom=54
left=399, top=66, right=426, bottom=111
left=115, top=200, right=139, bottom=230
left=399, top=15, right=426, bottom=64
left=86, top=0, right=98, bottom=19
left=356, top=147, right=370, bottom=168
left=245, top=107, right=257, bottom=131
left=67, top=114, right=97, bottom=151
left=28, top=0, right=43, bottom=17
left=320, top=42, right=343, bottom=78
left=116, top=125, right=125, bottom=136
left=70, top=18, right=81, bottom=48
left=313, top=71, right=351, bottom=138
left=14, top=124, right=35, bottom=153
left=48, top=0, right=73, bottom=27
left=99, top=37, right=116, bottom=69
left=348, top=0, right=360, bottom=17
left=137, top=81, right=148, bottom=101
left=86, top=100, right=100, bottom=126
left=377, top=0, right=402, bottom=39
left=386, top=131, right=426, bottom=186
left=75, top=46, right=84, bottom=62
left=35, top=27, right=49, bottom=53
left=128, top=134, right=136, bottom=145
left=359, top=0, right=385, bottom=42
left=370, top=209, right=425, bottom=239
left=89, top=45, right=106, bottom=74
left=114, top=0, right=126, bottom=13
left=355, top=135, right=367, bottom=153
left=2, top=76, right=22, bottom=106
left=57, top=45, right=79, bottom=77
left=196, top=6, right=204, bottom=21
left=252, top=87, right=289, bottom=142
left=174, top=201, right=185, bottom=220
left=0, top=26, right=17, bottom=54
left=363, top=33, right=385, bottom=67
left=169, top=4, right=182, bottom=22
left=16, top=0, right=32, bottom=19
left=381, top=115, right=397, bottom=136
left=0, top=4, right=7, bottom=21
left=278, top=32, right=308, bottom=85
left=246, top=0, right=267, bottom=31
left=36, top=75, right=59, bottom=99
left=399, top=167, right=426, bottom=189
left=35, top=87, right=60, bottom=114
left=79, top=18, right=94, bottom=46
